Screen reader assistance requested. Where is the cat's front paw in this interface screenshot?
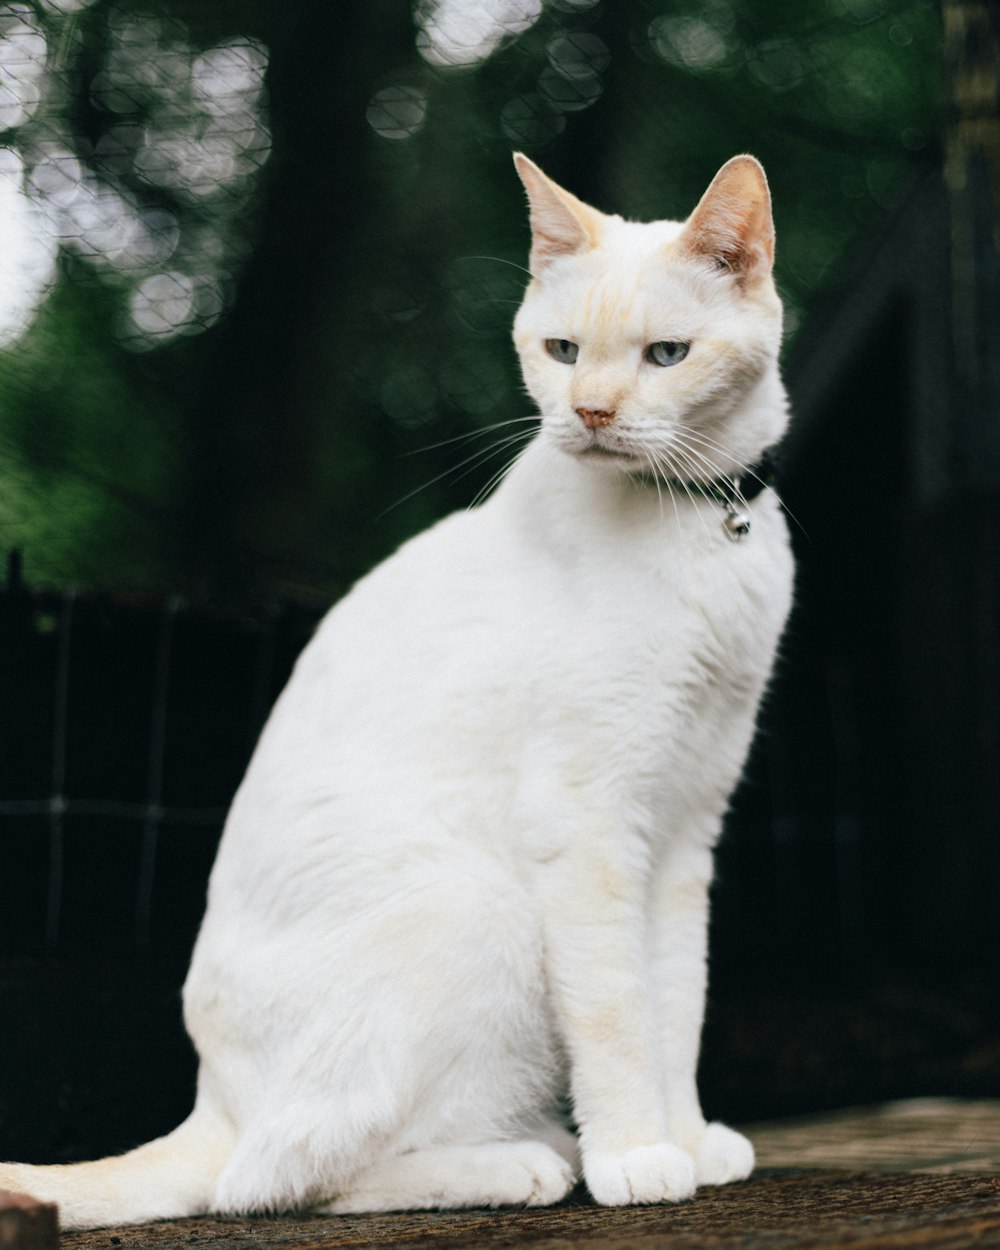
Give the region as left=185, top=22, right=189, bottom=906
left=692, top=1122, right=755, bottom=1187
left=584, top=1144, right=696, bottom=1206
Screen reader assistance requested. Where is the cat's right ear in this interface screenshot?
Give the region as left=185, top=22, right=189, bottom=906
left=514, top=153, right=604, bottom=276
left=679, top=155, right=775, bottom=286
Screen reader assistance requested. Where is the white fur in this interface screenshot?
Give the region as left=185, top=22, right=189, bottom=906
left=0, top=156, right=793, bottom=1227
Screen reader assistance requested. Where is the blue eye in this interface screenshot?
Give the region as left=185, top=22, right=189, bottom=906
left=545, top=339, right=579, bottom=364
left=646, top=341, right=690, bottom=367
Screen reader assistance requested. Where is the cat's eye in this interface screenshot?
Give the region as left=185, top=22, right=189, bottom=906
left=545, top=339, right=579, bottom=365
left=646, top=341, right=690, bottom=367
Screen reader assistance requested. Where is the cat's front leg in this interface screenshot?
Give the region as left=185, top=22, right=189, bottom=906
left=649, top=842, right=754, bottom=1188
left=537, top=834, right=697, bottom=1206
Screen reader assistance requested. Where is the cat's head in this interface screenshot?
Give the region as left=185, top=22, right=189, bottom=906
left=512, top=154, right=787, bottom=484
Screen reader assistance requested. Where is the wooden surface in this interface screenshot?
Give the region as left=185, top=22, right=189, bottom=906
left=749, top=1097, right=1000, bottom=1174
left=57, top=1172, right=1000, bottom=1250
left=41, top=1101, right=1000, bottom=1249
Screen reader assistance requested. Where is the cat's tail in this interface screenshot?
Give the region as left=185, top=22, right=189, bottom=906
left=0, top=1106, right=235, bottom=1230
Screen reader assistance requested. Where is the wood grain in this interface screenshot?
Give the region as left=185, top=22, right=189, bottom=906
left=55, top=1171, right=1000, bottom=1250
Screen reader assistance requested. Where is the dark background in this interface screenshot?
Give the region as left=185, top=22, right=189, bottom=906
left=1, top=0, right=998, bottom=1163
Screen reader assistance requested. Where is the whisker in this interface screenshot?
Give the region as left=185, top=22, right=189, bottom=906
left=678, top=428, right=809, bottom=540
left=458, top=254, right=535, bottom=280
left=467, top=438, right=533, bottom=509
left=649, top=449, right=683, bottom=530
left=676, top=428, right=755, bottom=494
left=642, top=450, right=665, bottom=524
left=402, top=417, right=539, bottom=458
left=670, top=435, right=724, bottom=478
left=673, top=436, right=751, bottom=514
left=670, top=445, right=746, bottom=537
left=669, top=439, right=730, bottom=494
left=379, top=431, right=532, bottom=518
left=664, top=446, right=722, bottom=541
left=678, top=427, right=770, bottom=492
left=648, top=445, right=713, bottom=542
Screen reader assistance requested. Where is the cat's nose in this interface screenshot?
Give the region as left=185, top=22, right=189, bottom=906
left=575, top=406, right=616, bottom=429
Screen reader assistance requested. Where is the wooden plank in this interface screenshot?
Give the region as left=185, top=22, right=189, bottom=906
left=748, top=1098, right=1000, bottom=1174
left=55, top=1170, right=1000, bottom=1250
left=0, top=1191, right=57, bottom=1250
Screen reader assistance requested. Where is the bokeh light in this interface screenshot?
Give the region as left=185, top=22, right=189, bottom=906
left=0, top=0, right=944, bottom=597
left=367, top=85, right=428, bottom=141
left=0, top=7, right=46, bottom=130
left=0, top=2, right=270, bottom=350
left=416, top=0, right=543, bottom=69
left=547, top=31, right=610, bottom=80
left=650, top=14, right=733, bottom=74
left=0, top=147, right=58, bottom=348
left=500, top=93, right=566, bottom=147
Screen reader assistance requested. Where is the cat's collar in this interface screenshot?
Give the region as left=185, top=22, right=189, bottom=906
left=660, top=447, right=781, bottom=543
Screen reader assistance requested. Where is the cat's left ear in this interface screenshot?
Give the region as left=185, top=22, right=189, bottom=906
left=514, top=153, right=606, bottom=276
left=679, top=155, right=775, bottom=285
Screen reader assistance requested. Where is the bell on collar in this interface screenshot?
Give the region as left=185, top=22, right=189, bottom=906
left=723, top=503, right=751, bottom=542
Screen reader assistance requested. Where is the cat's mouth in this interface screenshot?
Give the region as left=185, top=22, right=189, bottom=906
left=581, top=445, right=633, bottom=460
left=551, top=423, right=646, bottom=469
left=576, top=440, right=644, bottom=468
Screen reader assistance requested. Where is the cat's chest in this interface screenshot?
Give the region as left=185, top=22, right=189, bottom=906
left=494, top=500, right=792, bottom=850
left=526, top=499, right=791, bottom=694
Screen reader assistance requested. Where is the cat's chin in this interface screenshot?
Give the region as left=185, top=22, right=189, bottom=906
left=568, top=443, right=646, bottom=472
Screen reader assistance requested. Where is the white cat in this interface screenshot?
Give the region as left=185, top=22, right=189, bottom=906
left=0, top=152, right=793, bottom=1228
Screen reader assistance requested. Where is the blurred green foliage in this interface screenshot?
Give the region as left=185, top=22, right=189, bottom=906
left=0, top=0, right=942, bottom=601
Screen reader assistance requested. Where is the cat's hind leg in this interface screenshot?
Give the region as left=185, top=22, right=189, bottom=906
left=0, top=1105, right=234, bottom=1229
left=318, top=1137, right=577, bottom=1214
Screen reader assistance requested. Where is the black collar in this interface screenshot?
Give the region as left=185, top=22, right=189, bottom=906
left=673, top=446, right=781, bottom=508
left=661, top=446, right=782, bottom=542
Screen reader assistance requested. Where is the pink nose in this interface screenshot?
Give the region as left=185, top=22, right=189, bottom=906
left=576, top=407, right=616, bottom=429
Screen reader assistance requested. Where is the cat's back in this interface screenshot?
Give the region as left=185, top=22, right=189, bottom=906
left=216, top=484, right=551, bottom=836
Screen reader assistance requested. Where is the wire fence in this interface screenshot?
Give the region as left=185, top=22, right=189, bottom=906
left=0, top=556, right=318, bottom=956
left=0, top=546, right=882, bottom=987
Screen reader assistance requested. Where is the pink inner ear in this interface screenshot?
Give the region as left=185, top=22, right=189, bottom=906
left=680, top=157, right=774, bottom=280
left=528, top=202, right=589, bottom=271
left=514, top=153, right=604, bottom=274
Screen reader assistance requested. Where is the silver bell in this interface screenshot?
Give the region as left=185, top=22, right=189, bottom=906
left=723, top=505, right=751, bottom=541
